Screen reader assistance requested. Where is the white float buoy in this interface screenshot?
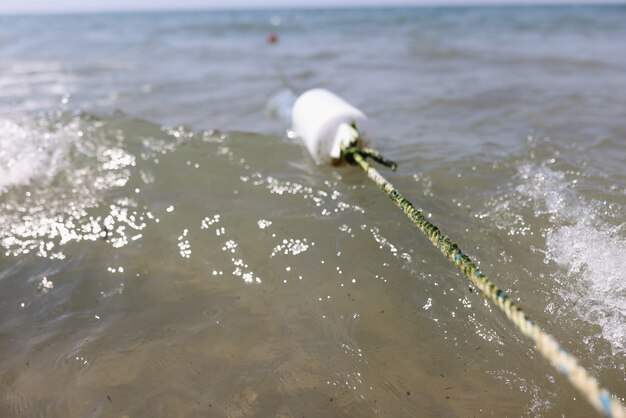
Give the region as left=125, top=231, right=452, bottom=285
left=291, top=88, right=368, bottom=164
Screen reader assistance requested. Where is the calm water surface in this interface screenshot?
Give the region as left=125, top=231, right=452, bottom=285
left=0, top=6, right=625, bottom=417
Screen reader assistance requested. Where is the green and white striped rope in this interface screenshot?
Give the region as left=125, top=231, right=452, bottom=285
left=341, top=142, right=626, bottom=418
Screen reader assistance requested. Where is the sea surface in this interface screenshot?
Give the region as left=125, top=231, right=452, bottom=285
left=0, top=5, right=625, bottom=417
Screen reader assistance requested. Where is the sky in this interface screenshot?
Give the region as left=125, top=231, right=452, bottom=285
left=0, top=0, right=622, bottom=15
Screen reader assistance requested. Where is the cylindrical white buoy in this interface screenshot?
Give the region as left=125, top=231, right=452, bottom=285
left=291, top=88, right=368, bottom=164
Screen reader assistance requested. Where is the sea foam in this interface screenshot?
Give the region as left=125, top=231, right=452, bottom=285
left=518, top=163, right=626, bottom=354
left=0, top=119, right=71, bottom=191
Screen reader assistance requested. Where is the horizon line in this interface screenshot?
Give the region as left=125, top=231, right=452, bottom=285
left=1, top=1, right=624, bottom=17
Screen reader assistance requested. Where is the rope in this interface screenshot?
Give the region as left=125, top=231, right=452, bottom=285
left=341, top=142, right=626, bottom=418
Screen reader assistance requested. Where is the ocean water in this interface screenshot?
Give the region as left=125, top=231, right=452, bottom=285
left=0, top=6, right=625, bottom=417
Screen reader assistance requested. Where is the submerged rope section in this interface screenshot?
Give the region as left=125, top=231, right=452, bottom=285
left=341, top=141, right=626, bottom=418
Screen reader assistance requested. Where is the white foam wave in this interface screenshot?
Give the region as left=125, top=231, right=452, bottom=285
left=517, top=164, right=626, bottom=354
left=0, top=115, right=141, bottom=259
left=0, top=119, right=73, bottom=191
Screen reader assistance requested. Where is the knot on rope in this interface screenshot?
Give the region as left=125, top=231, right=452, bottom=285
left=341, top=140, right=397, bottom=171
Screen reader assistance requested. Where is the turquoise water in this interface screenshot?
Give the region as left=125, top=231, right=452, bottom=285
left=0, top=6, right=625, bottom=417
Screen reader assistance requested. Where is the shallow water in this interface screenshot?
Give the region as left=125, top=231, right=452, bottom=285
left=0, top=6, right=625, bottom=417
